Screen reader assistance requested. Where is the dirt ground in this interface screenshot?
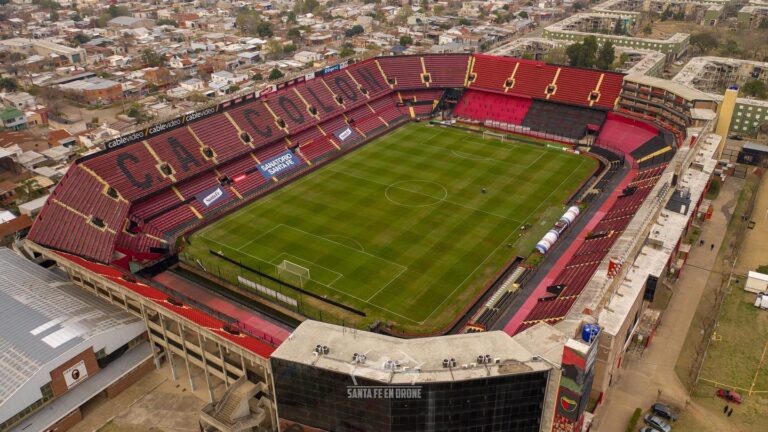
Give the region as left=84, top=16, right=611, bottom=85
left=70, top=363, right=208, bottom=432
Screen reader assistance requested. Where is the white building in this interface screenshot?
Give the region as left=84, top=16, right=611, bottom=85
left=1, top=92, right=36, bottom=110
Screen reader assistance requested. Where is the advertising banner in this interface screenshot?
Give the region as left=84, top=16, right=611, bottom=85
left=195, top=185, right=230, bottom=208
left=257, top=151, right=301, bottom=179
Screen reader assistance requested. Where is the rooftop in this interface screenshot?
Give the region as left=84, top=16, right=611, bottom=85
left=0, top=248, right=144, bottom=424
left=272, top=321, right=557, bottom=385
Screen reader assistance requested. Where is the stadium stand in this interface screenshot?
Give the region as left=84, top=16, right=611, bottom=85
left=377, top=56, right=427, bottom=89
left=468, top=55, right=623, bottom=109
left=27, top=54, right=631, bottom=266
left=514, top=161, right=668, bottom=333
left=521, top=101, right=607, bottom=139
left=453, top=90, right=532, bottom=125
left=422, top=54, right=471, bottom=88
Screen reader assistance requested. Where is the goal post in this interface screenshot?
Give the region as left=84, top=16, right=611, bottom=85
left=276, top=260, right=311, bottom=287
left=482, top=130, right=505, bottom=142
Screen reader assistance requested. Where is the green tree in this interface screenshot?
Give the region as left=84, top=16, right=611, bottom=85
left=344, top=25, right=364, bottom=38
left=268, top=68, right=284, bottom=80
left=284, top=43, right=297, bottom=53
left=573, top=1, right=586, bottom=11
left=742, top=80, right=767, bottom=99
left=613, top=19, right=625, bottom=35
left=228, top=85, right=240, bottom=93
left=287, top=27, right=302, bottom=40
left=157, top=19, right=178, bottom=26
left=459, top=18, right=471, bottom=26
left=544, top=47, right=569, bottom=65
left=340, top=45, right=355, bottom=58
left=15, top=179, right=43, bottom=202
left=0, top=77, right=18, bottom=92
left=596, top=41, right=615, bottom=70
left=72, top=33, right=91, bottom=45
left=141, top=49, right=165, bottom=67
left=399, top=35, right=413, bottom=46
left=256, top=21, right=273, bottom=37
left=433, top=4, right=444, bottom=14
left=236, top=9, right=263, bottom=36
left=566, top=37, right=598, bottom=68
left=294, top=0, right=320, bottom=15
left=49, top=10, right=59, bottom=22
left=252, top=73, right=263, bottom=81
left=265, top=39, right=283, bottom=59
left=518, top=11, right=529, bottom=19
left=642, top=23, right=652, bottom=35
left=690, top=31, right=718, bottom=52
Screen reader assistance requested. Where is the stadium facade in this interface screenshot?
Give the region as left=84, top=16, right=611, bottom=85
left=14, top=53, right=724, bottom=431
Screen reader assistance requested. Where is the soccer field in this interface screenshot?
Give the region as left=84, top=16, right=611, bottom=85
left=185, top=123, right=597, bottom=333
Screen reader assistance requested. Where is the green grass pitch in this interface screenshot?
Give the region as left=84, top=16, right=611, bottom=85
left=185, top=122, right=597, bottom=333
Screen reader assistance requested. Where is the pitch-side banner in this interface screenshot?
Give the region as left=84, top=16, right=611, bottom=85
left=257, top=151, right=301, bottom=179
left=195, top=185, right=230, bottom=208
left=333, top=126, right=358, bottom=142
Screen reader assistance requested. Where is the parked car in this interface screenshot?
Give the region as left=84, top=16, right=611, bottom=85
left=716, top=389, right=742, bottom=403
left=651, top=403, right=677, bottom=422
left=644, top=414, right=672, bottom=432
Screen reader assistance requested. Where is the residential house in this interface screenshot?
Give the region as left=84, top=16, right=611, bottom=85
left=1, top=92, right=36, bottom=110
left=180, top=78, right=205, bottom=92
left=0, top=181, right=17, bottom=206
left=108, top=16, right=155, bottom=30
left=0, top=108, right=27, bottom=131
left=59, top=77, right=123, bottom=105
left=0, top=213, right=32, bottom=246
left=47, top=129, right=76, bottom=147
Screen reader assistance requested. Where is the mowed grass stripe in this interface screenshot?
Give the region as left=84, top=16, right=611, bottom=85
left=189, top=123, right=596, bottom=330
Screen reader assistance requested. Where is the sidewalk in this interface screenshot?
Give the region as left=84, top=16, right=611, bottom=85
left=591, top=177, right=743, bottom=432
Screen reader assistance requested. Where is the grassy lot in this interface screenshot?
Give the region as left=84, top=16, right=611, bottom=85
left=674, top=174, right=768, bottom=431
left=682, top=280, right=768, bottom=432
left=184, top=122, right=596, bottom=334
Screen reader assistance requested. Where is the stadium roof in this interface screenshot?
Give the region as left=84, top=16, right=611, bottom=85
left=272, top=321, right=558, bottom=385
left=0, top=248, right=144, bottom=425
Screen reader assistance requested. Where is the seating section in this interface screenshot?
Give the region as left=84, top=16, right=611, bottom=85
left=423, top=54, right=470, bottom=87
left=28, top=54, right=634, bottom=265
left=469, top=54, right=623, bottom=109
left=514, top=163, right=668, bottom=334
left=521, top=101, right=607, bottom=139
left=596, top=112, right=659, bottom=154
left=453, top=90, right=532, bottom=125
left=377, top=56, right=427, bottom=90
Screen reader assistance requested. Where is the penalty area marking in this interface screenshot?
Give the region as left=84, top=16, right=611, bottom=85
left=269, top=252, right=344, bottom=286
left=321, top=234, right=366, bottom=252
left=200, top=235, right=421, bottom=324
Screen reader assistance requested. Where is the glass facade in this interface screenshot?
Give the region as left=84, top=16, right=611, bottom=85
left=272, top=358, right=550, bottom=432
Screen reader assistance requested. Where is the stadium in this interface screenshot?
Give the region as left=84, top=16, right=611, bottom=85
left=16, top=53, right=724, bottom=432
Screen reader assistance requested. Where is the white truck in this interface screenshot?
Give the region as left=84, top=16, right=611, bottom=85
left=755, top=293, right=768, bottom=310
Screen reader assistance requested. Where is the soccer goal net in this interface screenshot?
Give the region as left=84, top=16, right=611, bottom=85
left=482, top=131, right=505, bottom=142
left=276, top=260, right=310, bottom=287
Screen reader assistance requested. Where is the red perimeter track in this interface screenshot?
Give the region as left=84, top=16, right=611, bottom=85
left=55, top=251, right=277, bottom=358
left=152, top=271, right=290, bottom=345
left=503, top=161, right=638, bottom=335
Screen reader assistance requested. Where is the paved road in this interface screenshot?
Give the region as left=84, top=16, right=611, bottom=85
left=591, top=177, right=743, bottom=432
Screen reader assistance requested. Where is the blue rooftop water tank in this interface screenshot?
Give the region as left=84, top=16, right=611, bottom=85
left=582, top=324, right=600, bottom=343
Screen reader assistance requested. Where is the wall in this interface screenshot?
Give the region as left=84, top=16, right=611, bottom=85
left=49, top=348, right=100, bottom=397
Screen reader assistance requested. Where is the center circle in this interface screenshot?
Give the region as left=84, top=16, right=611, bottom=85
left=384, top=180, right=448, bottom=207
